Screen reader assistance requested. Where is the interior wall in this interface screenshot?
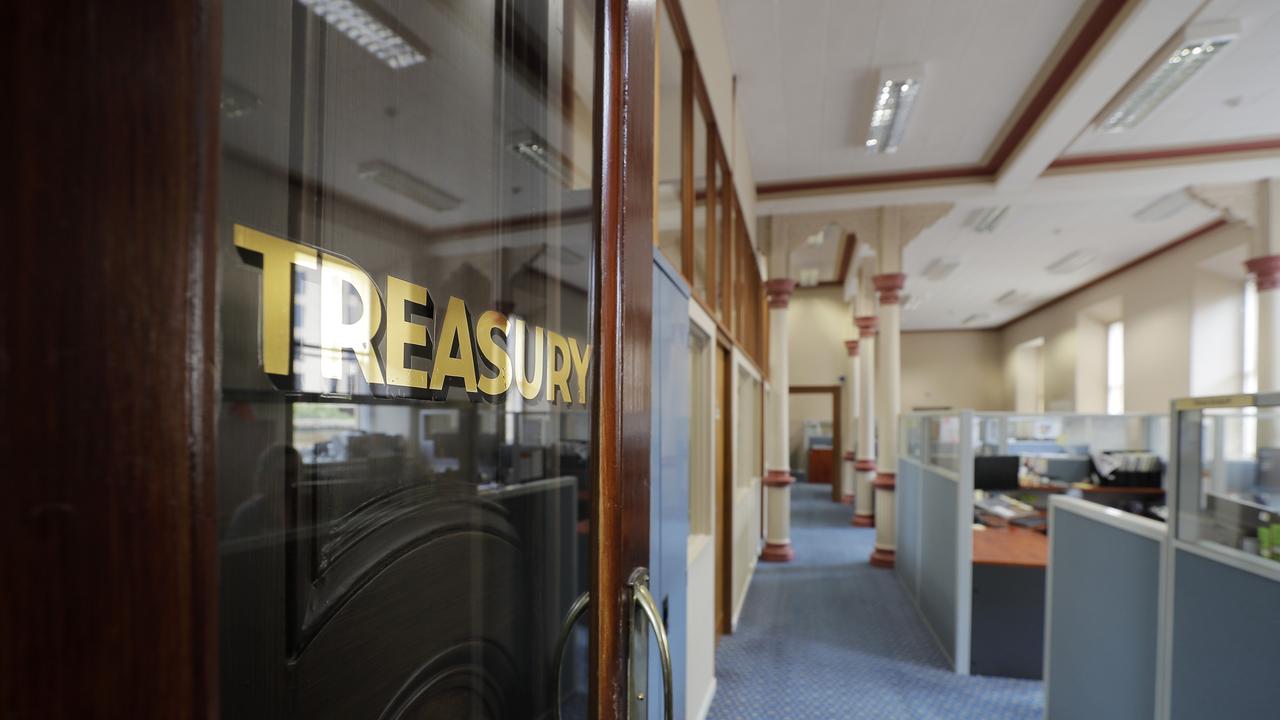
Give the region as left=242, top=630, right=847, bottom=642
left=901, top=331, right=1006, bottom=411
left=1000, top=221, right=1252, bottom=414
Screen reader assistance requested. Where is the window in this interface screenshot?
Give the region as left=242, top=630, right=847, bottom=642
left=736, top=365, right=762, bottom=489
left=1244, top=278, right=1259, bottom=455
left=688, top=325, right=713, bottom=536
left=1106, top=321, right=1124, bottom=414
left=655, top=1, right=683, bottom=270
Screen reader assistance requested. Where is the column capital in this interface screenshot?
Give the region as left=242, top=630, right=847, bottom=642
left=766, top=278, right=798, bottom=308
left=873, top=273, right=907, bottom=305
left=855, top=315, right=878, bottom=338
left=1246, top=255, right=1280, bottom=291
left=844, top=339, right=859, bottom=356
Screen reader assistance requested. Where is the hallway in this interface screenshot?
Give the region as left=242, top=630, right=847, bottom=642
left=707, top=483, right=1043, bottom=719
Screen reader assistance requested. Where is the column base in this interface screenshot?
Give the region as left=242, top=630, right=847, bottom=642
left=854, top=459, right=876, bottom=472
left=840, top=494, right=854, bottom=505
left=763, top=469, right=795, bottom=487
left=761, top=541, right=794, bottom=562
left=869, top=547, right=896, bottom=568
left=852, top=513, right=874, bottom=528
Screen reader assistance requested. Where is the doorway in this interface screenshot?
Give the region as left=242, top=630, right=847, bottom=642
left=715, top=338, right=734, bottom=638
left=789, top=385, right=843, bottom=502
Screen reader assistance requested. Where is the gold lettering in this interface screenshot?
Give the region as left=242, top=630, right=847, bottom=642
left=476, top=310, right=511, bottom=400
left=515, top=319, right=544, bottom=401
left=547, top=330, right=572, bottom=404
left=569, top=338, right=592, bottom=406
left=319, top=254, right=385, bottom=385
left=232, top=225, right=318, bottom=376
left=429, top=296, right=479, bottom=397
left=385, top=276, right=432, bottom=389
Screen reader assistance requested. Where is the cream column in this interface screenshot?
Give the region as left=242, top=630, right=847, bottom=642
left=840, top=339, right=860, bottom=504
left=852, top=313, right=877, bottom=528
left=1248, top=180, right=1280, bottom=391
left=762, top=278, right=798, bottom=562
left=870, top=208, right=904, bottom=568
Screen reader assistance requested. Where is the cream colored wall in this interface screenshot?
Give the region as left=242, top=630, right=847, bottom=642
left=1000, top=221, right=1252, bottom=413
left=900, top=331, right=1006, bottom=411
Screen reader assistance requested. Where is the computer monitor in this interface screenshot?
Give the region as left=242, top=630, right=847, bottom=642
left=974, top=455, right=1020, bottom=491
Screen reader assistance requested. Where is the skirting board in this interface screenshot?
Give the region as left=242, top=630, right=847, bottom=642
left=732, top=557, right=758, bottom=631
left=692, top=677, right=717, bottom=720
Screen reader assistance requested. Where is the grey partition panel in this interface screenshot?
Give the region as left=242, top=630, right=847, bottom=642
left=918, top=468, right=959, bottom=662
left=1170, top=549, right=1280, bottom=720
left=896, top=460, right=922, bottom=598
left=1046, top=511, right=1160, bottom=720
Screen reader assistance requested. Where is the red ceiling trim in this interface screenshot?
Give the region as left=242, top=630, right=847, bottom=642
left=1049, top=137, right=1280, bottom=169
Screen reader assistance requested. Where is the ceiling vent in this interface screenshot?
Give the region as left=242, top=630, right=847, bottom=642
left=961, top=313, right=990, bottom=326
left=1134, top=189, right=1194, bottom=222
left=963, top=206, right=1011, bottom=234
left=922, top=256, right=962, bottom=281
left=995, top=289, right=1033, bottom=306
left=1046, top=250, right=1095, bottom=275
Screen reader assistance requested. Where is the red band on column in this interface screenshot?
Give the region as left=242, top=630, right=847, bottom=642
left=873, top=273, right=906, bottom=305
left=766, top=278, right=798, bottom=308
left=870, top=548, right=896, bottom=568
left=1246, top=255, right=1280, bottom=291
left=841, top=493, right=855, bottom=505
left=761, top=541, right=794, bottom=562
left=843, top=451, right=856, bottom=462
left=855, top=315, right=878, bottom=338
left=854, top=459, right=876, bottom=472
left=852, top=513, right=874, bottom=528
left=764, top=469, right=795, bottom=487
left=845, top=339, right=859, bottom=356
left=873, top=472, right=896, bottom=490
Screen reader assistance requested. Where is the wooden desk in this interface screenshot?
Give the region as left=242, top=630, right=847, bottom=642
left=972, top=525, right=1048, bottom=568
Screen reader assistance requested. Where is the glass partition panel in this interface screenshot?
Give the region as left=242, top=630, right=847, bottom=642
left=655, top=2, right=683, bottom=271
left=691, top=95, right=707, bottom=300
left=1175, top=404, right=1280, bottom=565
left=218, top=0, right=596, bottom=716
left=925, top=414, right=962, bottom=473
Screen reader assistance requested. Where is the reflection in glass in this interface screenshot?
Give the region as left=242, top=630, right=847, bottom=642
left=217, top=0, right=596, bottom=717
left=656, top=2, right=684, bottom=272
left=692, top=96, right=708, bottom=300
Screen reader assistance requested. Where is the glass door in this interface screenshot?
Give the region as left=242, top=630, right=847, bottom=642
left=217, top=0, right=602, bottom=716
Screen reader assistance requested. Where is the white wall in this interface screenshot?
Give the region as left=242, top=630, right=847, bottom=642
left=1001, top=221, right=1252, bottom=413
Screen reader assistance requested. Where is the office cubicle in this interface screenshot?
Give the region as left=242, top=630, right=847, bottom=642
left=898, top=411, right=1167, bottom=678
left=1162, top=395, right=1280, bottom=720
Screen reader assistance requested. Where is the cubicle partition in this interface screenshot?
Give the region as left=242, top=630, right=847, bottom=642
left=898, top=412, right=973, bottom=674
left=898, top=411, right=1167, bottom=679
left=1162, top=395, right=1280, bottom=720
left=1044, top=496, right=1166, bottom=720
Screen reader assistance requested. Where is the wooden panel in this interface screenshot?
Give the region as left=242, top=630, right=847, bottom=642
left=972, top=526, right=1049, bottom=569
left=1, top=1, right=220, bottom=716
left=808, top=448, right=834, bottom=485
left=592, top=0, right=656, bottom=714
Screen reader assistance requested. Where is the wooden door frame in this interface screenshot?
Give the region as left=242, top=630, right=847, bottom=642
left=4, top=1, right=222, bottom=716
left=789, top=385, right=843, bottom=502
left=592, top=0, right=657, bottom=715
left=714, top=335, right=734, bottom=638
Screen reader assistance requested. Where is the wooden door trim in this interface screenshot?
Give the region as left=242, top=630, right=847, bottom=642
left=715, top=344, right=734, bottom=637
left=788, top=385, right=842, bottom=502
left=3, top=1, right=222, bottom=716
left=591, top=0, right=656, bottom=715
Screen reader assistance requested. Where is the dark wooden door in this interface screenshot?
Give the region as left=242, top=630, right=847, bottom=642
left=6, top=0, right=657, bottom=718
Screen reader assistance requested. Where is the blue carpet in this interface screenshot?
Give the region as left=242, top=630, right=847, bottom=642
left=707, top=483, right=1043, bottom=720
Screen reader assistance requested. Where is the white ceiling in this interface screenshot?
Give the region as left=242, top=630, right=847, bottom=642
left=722, top=0, right=1090, bottom=183
left=900, top=193, right=1223, bottom=330
left=1066, top=0, right=1280, bottom=156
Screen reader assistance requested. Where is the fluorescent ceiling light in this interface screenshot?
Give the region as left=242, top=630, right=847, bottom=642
left=1133, top=189, right=1194, bottom=222
left=1096, top=20, right=1240, bottom=133
left=902, top=292, right=925, bottom=311
left=962, top=313, right=989, bottom=326
left=964, top=206, right=1010, bottom=234
left=798, top=268, right=821, bottom=287
left=921, top=257, right=962, bottom=281
left=864, top=64, right=924, bottom=155
left=1045, top=250, right=1095, bottom=275
left=509, top=130, right=572, bottom=186
left=357, top=160, right=461, bottom=211
left=298, top=0, right=429, bottom=70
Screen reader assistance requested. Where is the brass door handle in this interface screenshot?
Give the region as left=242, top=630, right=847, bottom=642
left=629, top=568, right=673, bottom=720
left=551, top=591, right=589, bottom=720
